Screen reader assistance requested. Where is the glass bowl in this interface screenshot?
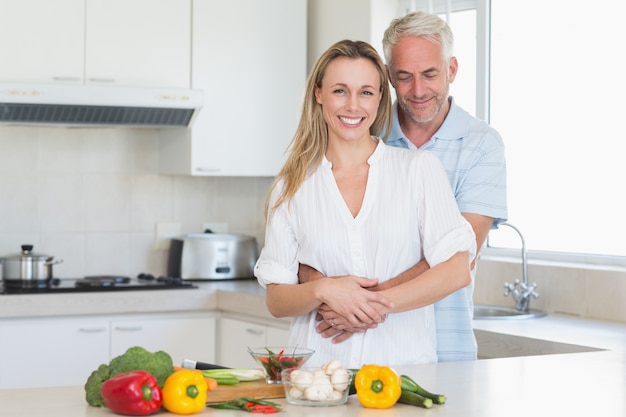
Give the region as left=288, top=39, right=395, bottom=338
left=247, top=346, right=315, bottom=384
left=282, top=367, right=353, bottom=406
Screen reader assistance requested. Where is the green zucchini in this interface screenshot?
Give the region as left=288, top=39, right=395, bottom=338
left=398, top=390, right=433, bottom=409
left=348, top=368, right=360, bottom=395
left=400, top=374, right=447, bottom=404
left=400, top=374, right=419, bottom=392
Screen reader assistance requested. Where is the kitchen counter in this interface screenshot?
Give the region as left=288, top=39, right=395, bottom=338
left=0, top=280, right=262, bottom=319
left=1, top=350, right=624, bottom=417
left=472, top=312, right=626, bottom=353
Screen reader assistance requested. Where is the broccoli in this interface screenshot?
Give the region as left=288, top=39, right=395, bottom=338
left=84, top=363, right=110, bottom=407
left=84, top=346, right=175, bottom=407
left=108, top=346, right=175, bottom=386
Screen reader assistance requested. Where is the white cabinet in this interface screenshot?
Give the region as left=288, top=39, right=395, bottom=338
left=0, top=316, right=110, bottom=389
left=0, top=0, right=85, bottom=83
left=110, top=314, right=216, bottom=366
left=0, top=312, right=216, bottom=389
left=158, top=0, right=307, bottom=176
left=218, top=317, right=289, bottom=368
left=85, top=0, right=191, bottom=88
left=0, top=0, right=191, bottom=87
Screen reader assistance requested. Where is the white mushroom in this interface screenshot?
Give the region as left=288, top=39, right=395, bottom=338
left=330, top=368, right=350, bottom=392
left=288, top=386, right=305, bottom=399
left=323, top=359, right=343, bottom=375
left=288, top=360, right=350, bottom=403
left=304, top=378, right=334, bottom=401
left=329, top=389, right=343, bottom=401
left=290, top=369, right=314, bottom=391
left=312, top=369, right=328, bottom=381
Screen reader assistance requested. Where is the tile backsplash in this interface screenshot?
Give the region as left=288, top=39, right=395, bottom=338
left=0, top=125, right=272, bottom=278
left=474, top=258, right=626, bottom=324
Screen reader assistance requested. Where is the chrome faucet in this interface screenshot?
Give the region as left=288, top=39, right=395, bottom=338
left=498, top=223, right=539, bottom=312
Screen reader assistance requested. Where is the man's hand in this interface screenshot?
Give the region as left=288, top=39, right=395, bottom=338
left=319, top=276, right=392, bottom=327
left=299, top=264, right=391, bottom=341
left=315, top=303, right=383, bottom=343
left=299, top=263, right=417, bottom=343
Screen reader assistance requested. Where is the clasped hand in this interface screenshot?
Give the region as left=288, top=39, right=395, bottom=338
left=316, top=275, right=392, bottom=344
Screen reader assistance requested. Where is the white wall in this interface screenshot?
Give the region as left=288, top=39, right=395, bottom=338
left=307, top=0, right=400, bottom=68
left=0, top=125, right=272, bottom=278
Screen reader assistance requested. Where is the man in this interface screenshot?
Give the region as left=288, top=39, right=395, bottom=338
left=303, top=11, right=507, bottom=362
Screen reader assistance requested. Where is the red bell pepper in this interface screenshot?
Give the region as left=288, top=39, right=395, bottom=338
left=101, top=370, right=163, bottom=416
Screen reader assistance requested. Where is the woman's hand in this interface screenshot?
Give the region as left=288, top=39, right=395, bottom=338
left=315, top=302, right=388, bottom=343
left=318, top=275, right=393, bottom=329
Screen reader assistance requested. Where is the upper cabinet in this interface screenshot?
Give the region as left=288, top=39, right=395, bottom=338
left=0, top=0, right=85, bottom=83
left=0, top=0, right=191, bottom=88
left=85, top=0, right=190, bottom=88
left=158, top=0, right=307, bottom=177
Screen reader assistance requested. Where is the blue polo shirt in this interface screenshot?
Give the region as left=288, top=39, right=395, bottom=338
left=387, top=97, right=508, bottom=361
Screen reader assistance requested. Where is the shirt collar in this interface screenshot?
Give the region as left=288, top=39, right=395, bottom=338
left=322, top=136, right=385, bottom=167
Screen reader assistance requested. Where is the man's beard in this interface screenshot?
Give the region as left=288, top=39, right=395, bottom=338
left=398, top=94, right=446, bottom=124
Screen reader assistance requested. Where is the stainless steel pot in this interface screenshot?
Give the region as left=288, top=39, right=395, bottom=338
left=1, top=245, right=63, bottom=283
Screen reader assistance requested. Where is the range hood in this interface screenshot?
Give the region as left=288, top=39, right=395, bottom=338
left=0, top=83, right=203, bottom=128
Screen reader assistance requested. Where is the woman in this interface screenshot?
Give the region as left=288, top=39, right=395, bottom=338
left=254, top=40, right=475, bottom=367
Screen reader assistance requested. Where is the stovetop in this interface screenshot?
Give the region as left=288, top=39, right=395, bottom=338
left=0, top=274, right=198, bottom=295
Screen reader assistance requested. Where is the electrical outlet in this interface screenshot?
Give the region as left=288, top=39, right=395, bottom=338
left=202, top=222, right=229, bottom=233
left=154, top=223, right=181, bottom=250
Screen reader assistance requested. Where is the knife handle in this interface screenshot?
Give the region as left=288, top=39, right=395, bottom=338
left=181, top=359, right=230, bottom=370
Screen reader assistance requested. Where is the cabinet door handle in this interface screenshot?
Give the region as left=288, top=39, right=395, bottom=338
left=246, top=328, right=264, bottom=336
left=88, top=77, right=116, bottom=83
left=79, top=326, right=107, bottom=333
left=52, top=76, right=81, bottom=82
left=195, top=167, right=222, bottom=173
left=114, top=325, right=143, bottom=331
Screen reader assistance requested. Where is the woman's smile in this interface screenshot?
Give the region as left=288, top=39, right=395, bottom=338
left=339, top=116, right=364, bottom=126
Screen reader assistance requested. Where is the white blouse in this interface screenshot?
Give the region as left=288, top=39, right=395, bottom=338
left=255, top=138, right=476, bottom=368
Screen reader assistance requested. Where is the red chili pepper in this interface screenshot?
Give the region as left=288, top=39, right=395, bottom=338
left=101, top=370, right=162, bottom=416
left=208, top=397, right=282, bottom=414
left=246, top=401, right=280, bottom=414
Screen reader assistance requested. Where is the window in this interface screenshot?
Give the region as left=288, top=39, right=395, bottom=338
left=489, top=0, right=626, bottom=261
left=405, top=0, right=626, bottom=265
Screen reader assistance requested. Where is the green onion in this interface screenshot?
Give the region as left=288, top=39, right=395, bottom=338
left=202, top=369, right=265, bottom=384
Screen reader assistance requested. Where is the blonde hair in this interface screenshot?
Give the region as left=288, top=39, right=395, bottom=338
left=265, top=39, right=392, bottom=220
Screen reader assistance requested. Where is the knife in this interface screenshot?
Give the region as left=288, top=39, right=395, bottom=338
left=181, top=359, right=230, bottom=370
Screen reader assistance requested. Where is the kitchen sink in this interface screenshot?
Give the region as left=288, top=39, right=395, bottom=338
left=474, top=305, right=546, bottom=320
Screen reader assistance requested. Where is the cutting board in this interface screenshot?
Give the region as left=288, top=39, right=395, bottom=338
left=206, top=379, right=285, bottom=403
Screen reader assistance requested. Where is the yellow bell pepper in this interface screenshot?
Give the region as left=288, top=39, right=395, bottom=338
left=355, top=364, right=402, bottom=409
left=162, top=369, right=208, bottom=415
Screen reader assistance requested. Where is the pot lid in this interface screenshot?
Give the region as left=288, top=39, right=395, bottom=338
left=1, top=245, right=54, bottom=261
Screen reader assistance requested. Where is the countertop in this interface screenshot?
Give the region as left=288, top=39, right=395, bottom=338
left=472, top=311, right=626, bottom=352
left=1, top=350, right=624, bottom=417
left=0, top=280, right=266, bottom=319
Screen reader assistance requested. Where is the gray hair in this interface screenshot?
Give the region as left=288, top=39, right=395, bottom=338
left=382, top=11, right=454, bottom=66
